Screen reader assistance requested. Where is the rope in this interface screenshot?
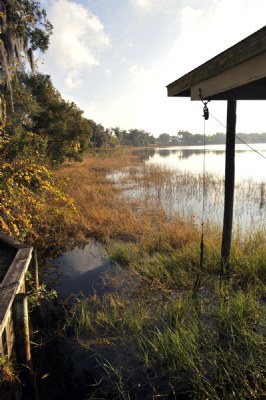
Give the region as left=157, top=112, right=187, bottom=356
left=193, top=107, right=206, bottom=298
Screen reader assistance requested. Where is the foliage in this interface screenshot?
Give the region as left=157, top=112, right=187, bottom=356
left=16, top=73, right=93, bottom=163
left=3, top=72, right=42, bottom=138
left=1, top=0, right=52, bottom=52
left=0, top=154, right=78, bottom=241
left=157, top=132, right=170, bottom=145
left=90, top=120, right=115, bottom=148
left=1, top=102, right=78, bottom=243
left=175, top=130, right=266, bottom=146
left=113, top=127, right=155, bottom=146
left=26, top=271, right=57, bottom=308
left=0, top=356, right=17, bottom=384
left=0, top=0, right=52, bottom=90
left=0, top=0, right=82, bottom=247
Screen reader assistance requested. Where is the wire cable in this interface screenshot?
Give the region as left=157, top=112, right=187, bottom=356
left=209, top=111, right=266, bottom=161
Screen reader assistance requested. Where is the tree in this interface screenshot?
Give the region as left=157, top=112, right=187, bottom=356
left=157, top=133, right=170, bottom=145
left=177, top=130, right=193, bottom=145
left=0, top=1, right=80, bottom=241
left=19, top=73, right=93, bottom=163
left=90, top=120, right=110, bottom=148
left=119, top=128, right=154, bottom=146
left=0, top=0, right=52, bottom=89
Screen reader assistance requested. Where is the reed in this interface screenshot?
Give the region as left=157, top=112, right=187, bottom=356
left=57, top=147, right=266, bottom=399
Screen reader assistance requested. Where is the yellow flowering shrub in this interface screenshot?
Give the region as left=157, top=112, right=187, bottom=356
left=0, top=97, right=78, bottom=244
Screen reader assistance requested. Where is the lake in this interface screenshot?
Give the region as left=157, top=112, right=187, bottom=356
left=52, top=144, right=266, bottom=298
left=144, top=143, right=266, bottom=183
left=110, top=143, right=266, bottom=233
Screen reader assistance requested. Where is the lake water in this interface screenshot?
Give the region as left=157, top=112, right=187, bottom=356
left=48, top=242, right=112, bottom=299
left=109, top=144, right=266, bottom=233
left=52, top=143, right=266, bottom=298
left=144, top=143, right=266, bottom=183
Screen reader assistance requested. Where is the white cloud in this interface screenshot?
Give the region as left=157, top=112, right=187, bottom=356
left=130, top=0, right=175, bottom=12
left=40, top=0, right=266, bottom=135
left=162, top=0, right=266, bottom=133
left=42, top=0, right=110, bottom=89
left=130, top=0, right=154, bottom=11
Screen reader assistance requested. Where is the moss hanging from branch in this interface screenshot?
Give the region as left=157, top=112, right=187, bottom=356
left=0, top=0, right=53, bottom=87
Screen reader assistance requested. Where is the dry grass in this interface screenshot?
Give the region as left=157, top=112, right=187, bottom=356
left=55, top=147, right=266, bottom=399
left=56, top=148, right=200, bottom=249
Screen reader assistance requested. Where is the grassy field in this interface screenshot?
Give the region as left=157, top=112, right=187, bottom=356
left=56, top=147, right=266, bottom=399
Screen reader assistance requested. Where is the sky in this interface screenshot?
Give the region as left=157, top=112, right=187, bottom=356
left=39, top=0, right=266, bottom=137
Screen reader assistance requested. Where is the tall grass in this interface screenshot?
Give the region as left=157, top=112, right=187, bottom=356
left=69, top=287, right=266, bottom=399
left=57, top=148, right=266, bottom=399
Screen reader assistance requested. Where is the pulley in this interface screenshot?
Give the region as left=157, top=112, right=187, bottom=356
left=203, top=102, right=209, bottom=120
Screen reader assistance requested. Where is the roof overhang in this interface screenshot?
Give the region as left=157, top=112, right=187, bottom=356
left=167, top=26, right=266, bottom=101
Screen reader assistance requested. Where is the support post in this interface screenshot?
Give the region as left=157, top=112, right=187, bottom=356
left=13, top=293, right=39, bottom=400
left=33, top=249, right=39, bottom=290
left=13, top=293, right=31, bottom=364
left=221, top=100, right=237, bottom=278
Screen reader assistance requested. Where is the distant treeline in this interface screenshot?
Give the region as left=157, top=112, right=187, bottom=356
left=115, top=131, right=266, bottom=147
left=156, top=131, right=266, bottom=146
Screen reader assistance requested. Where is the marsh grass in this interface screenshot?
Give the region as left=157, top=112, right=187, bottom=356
left=69, top=286, right=266, bottom=399
left=57, top=148, right=266, bottom=399
left=0, top=356, right=18, bottom=384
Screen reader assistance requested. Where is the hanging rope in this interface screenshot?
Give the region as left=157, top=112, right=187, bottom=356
left=193, top=97, right=208, bottom=297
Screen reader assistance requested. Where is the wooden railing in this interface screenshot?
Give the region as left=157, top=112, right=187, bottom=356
left=0, top=230, right=37, bottom=362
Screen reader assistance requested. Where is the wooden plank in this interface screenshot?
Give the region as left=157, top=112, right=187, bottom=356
left=0, top=247, right=33, bottom=337
left=2, top=247, right=33, bottom=287
left=0, top=229, right=28, bottom=249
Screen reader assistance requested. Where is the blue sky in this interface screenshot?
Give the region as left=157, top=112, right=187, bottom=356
left=39, top=0, right=266, bottom=136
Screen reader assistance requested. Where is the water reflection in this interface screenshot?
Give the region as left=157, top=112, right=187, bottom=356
left=134, top=146, right=253, bottom=164
left=143, top=144, right=266, bottom=182
left=144, top=146, right=264, bottom=160
left=48, top=242, right=112, bottom=298
left=108, top=144, right=266, bottom=234
left=134, top=148, right=155, bottom=162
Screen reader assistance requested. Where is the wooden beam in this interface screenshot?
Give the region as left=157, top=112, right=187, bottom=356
left=221, top=100, right=237, bottom=277
left=191, top=52, right=266, bottom=100
left=0, top=247, right=33, bottom=337
left=0, top=229, right=28, bottom=249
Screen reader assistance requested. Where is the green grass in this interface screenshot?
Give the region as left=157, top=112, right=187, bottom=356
left=67, top=280, right=266, bottom=399
left=58, top=150, right=266, bottom=399
left=65, top=226, right=266, bottom=399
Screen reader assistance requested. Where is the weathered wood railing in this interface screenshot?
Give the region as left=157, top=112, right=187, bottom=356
left=0, top=230, right=37, bottom=363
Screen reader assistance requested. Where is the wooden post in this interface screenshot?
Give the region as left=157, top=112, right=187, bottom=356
left=13, top=293, right=39, bottom=400
left=221, top=100, right=237, bottom=278
left=32, top=249, right=39, bottom=290
left=13, top=293, right=31, bottom=364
